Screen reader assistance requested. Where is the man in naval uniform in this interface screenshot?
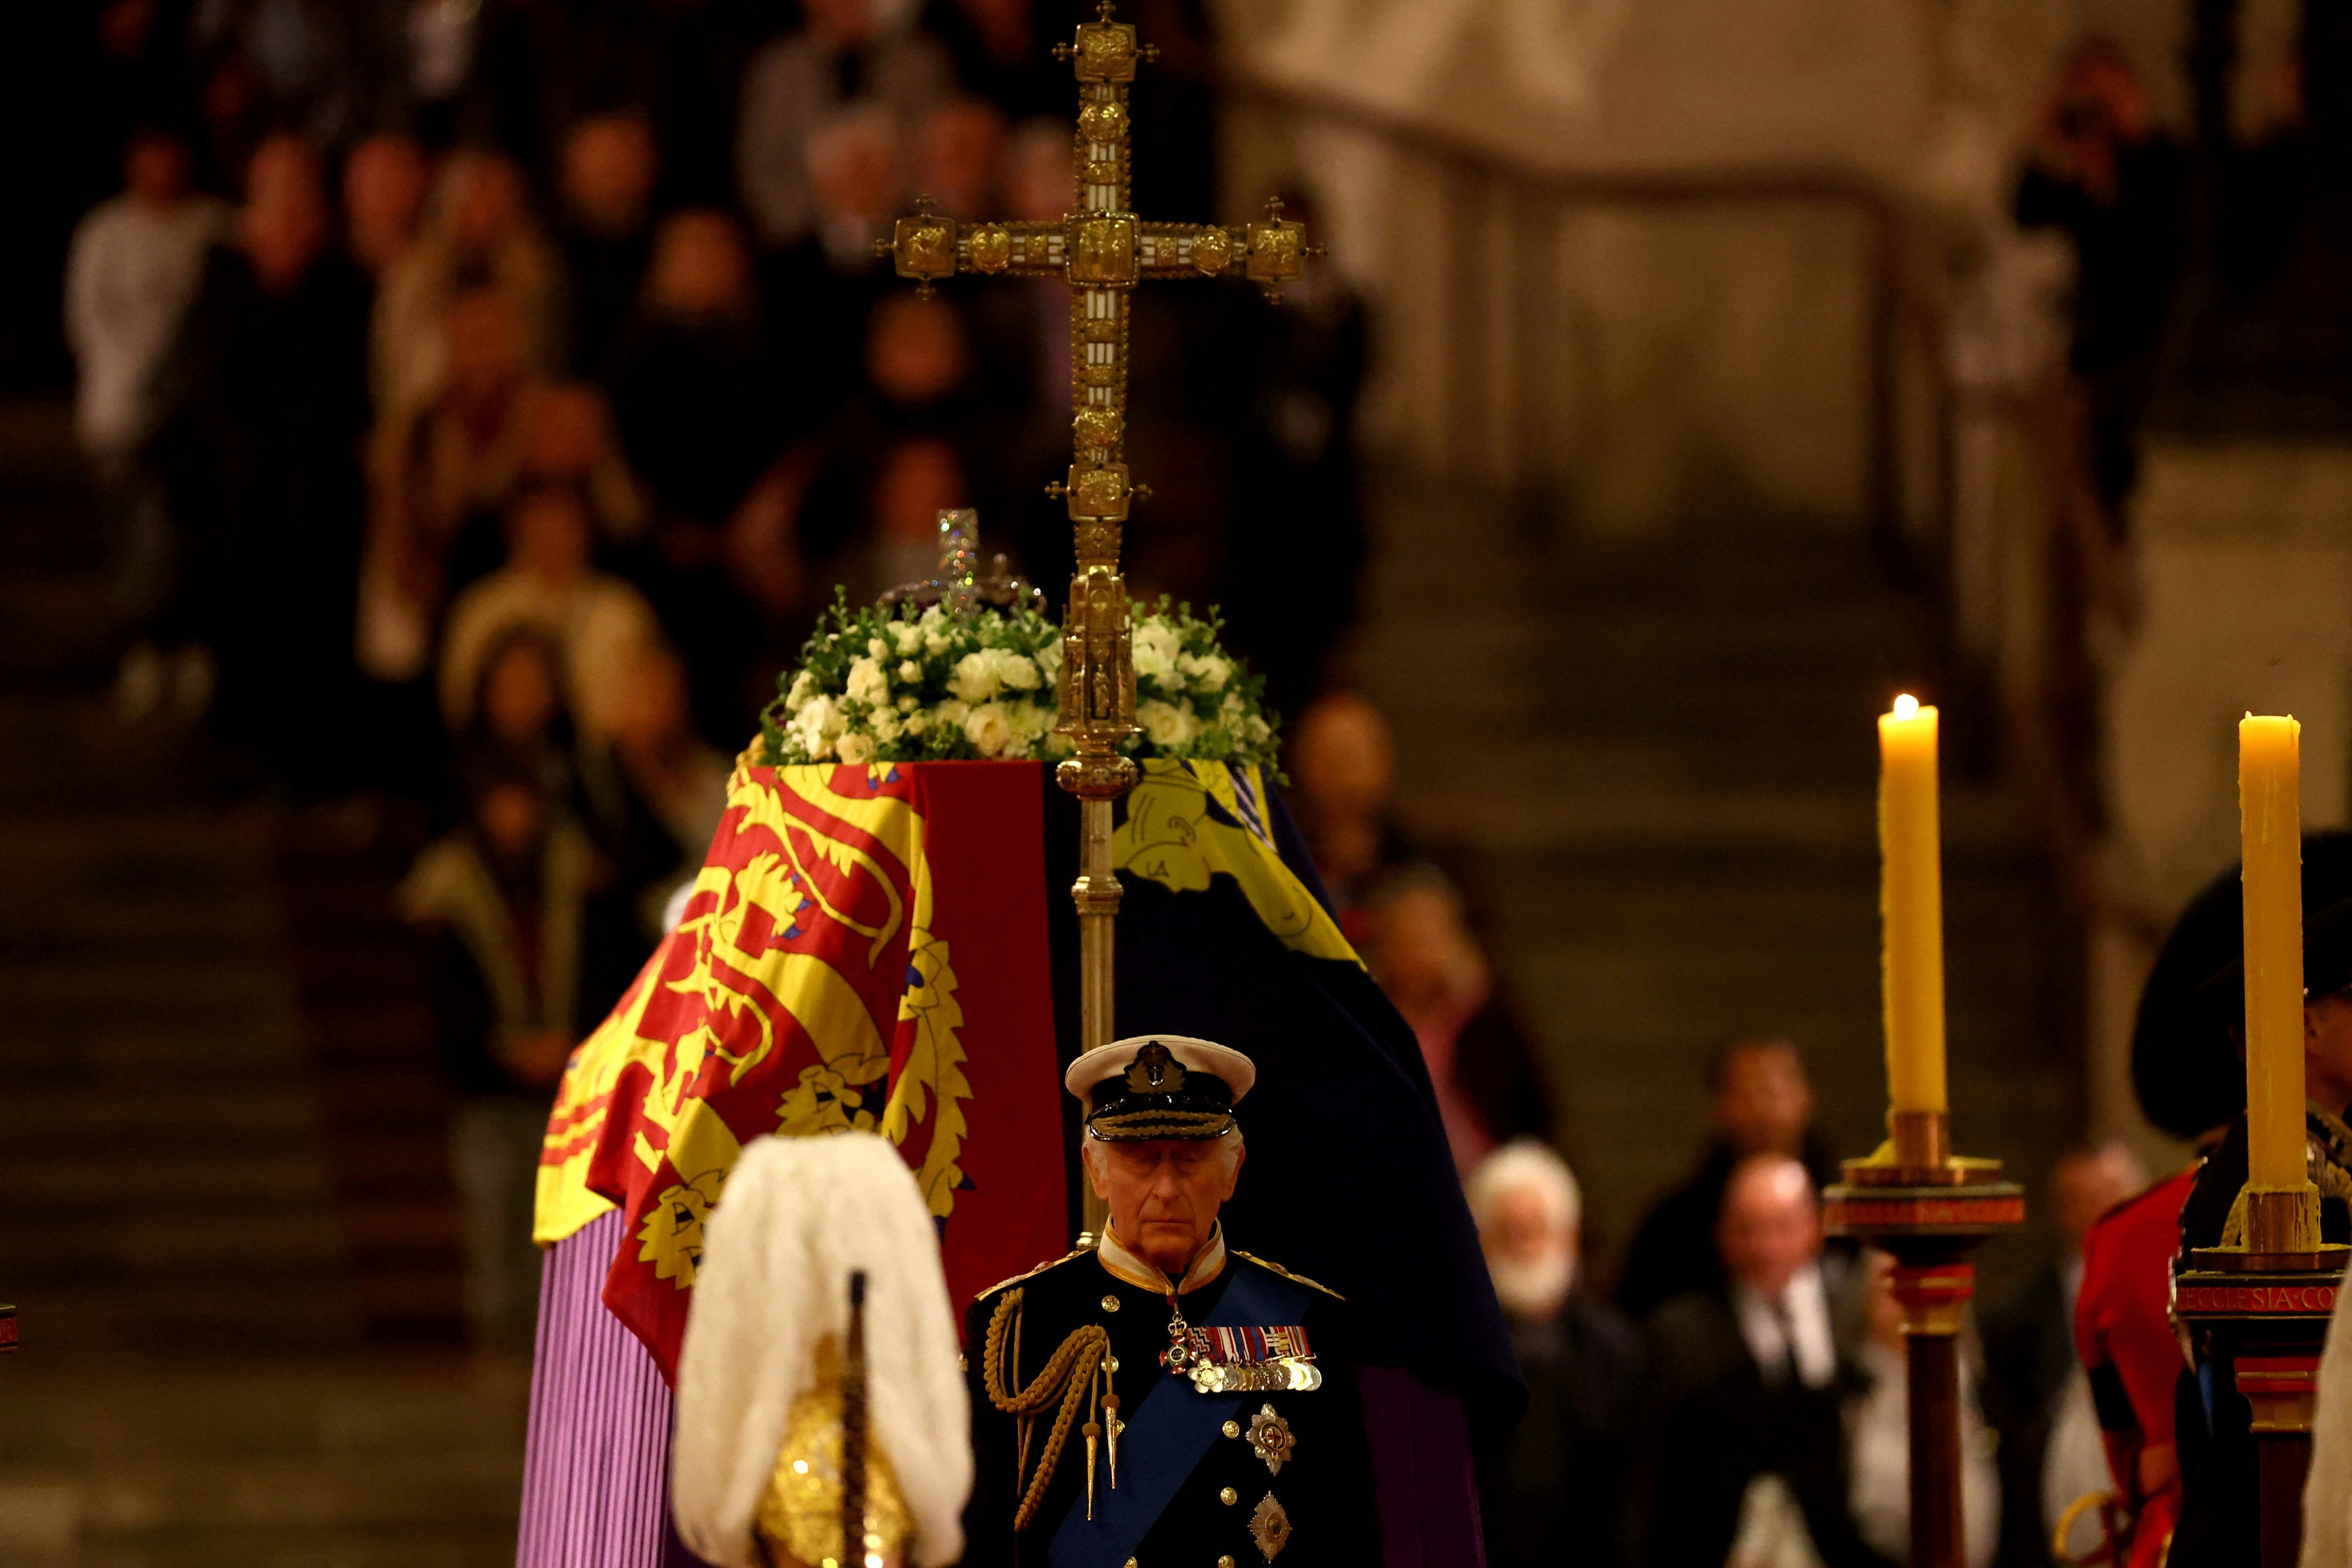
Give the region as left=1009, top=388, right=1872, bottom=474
left=959, top=1035, right=1380, bottom=1568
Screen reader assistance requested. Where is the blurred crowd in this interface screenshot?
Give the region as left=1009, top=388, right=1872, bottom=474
left=1279, top=689, right=2155, bottom=1568
left=62, top=0, right=1369, bottom=1352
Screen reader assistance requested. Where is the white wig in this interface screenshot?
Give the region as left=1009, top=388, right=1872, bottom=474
left=671, top=1132, right=972, bottom=1568
left=1465, top=1137, right=1582, bottom=1237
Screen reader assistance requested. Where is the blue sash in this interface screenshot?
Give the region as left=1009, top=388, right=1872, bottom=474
left=1047, top=1265, right=1311, bottom=1568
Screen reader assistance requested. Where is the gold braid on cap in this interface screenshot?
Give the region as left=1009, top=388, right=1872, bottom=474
left=982, top=1289, right=1110, bottom=1531
left=1088, top=1108, right=1236, bottom=1140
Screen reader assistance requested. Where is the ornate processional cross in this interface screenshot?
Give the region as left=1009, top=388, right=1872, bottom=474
left=879, top=0, right=1319, bottom=1155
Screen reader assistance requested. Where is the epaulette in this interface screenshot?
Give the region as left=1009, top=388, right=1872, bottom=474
left=1231, top=1249, right=1344, bottom=1301
left=972, top=1243, right=1094, bottom=1303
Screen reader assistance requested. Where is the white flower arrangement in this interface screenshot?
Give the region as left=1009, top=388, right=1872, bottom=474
left=758, top=593, right=1279, bottom=767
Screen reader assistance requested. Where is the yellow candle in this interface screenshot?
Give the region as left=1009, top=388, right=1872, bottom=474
left=2241, top=714, right=2305, bottom=1191
left=1879, top=695, right=1946, bottom=1115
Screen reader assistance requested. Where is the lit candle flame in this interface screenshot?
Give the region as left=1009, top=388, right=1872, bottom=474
left=1892, top=694, right=1919, bottom=721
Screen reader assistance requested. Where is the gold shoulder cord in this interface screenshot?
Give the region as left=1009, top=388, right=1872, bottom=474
left=984, top=1289, right=1114, bottom=1530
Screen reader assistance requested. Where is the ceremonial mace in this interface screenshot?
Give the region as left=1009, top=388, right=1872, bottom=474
left=1824, top=698, right=2023, bottom=1568
left=878, top=1, right=1319, bottom=1239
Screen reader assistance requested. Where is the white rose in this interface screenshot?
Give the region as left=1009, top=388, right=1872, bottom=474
left=964, top=701, right=1015, bottom=757
left=890, top=621, right=923, bottom=655
left=896, top=694, right=918, bottom=712
left=991, top=649, right=1041, bottom=691
left=1037, top=638, right=1064, bottom=687
left=836, top=731, right=874, bottom=765
left=867, top=636, right=889, bottom=659
left=948, top=651, right=1001, bottom=703
left=904, top=709, right=929, bottom=736
left=935, top=698, right=969, bottom=729
left=845, top=656, right=890, bottom=708
left=1132, top=620, right=1181, bottom=686
left=869, top=711, right=902, bottom=744
left=1137, top=699, right=1197, bottom=749
left=1005, top=701, right=1050, bottom=753
left=785, top=669, right=818, bottom=706
left=897, top=659, right=921, bottom=682
left=1243, top=714, right=1270, bottom=745
left=791, top=695, right=844, bottom=759
left=1180, top=652, right=1231, bottom=693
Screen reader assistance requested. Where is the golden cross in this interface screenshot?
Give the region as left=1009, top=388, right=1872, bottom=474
left=878, top=0, right=1316, bottom=794
left=878, top=4, right=1315, bottom=1211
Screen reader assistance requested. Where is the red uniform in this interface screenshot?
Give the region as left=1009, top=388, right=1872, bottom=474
left=2075, top=1169, right=2197, bottom=1568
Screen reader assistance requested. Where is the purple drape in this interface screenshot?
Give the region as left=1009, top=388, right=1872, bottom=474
left=517, top=1210, right=714, bottom=1568
left=1362, top=1365, right=1489, bottom=1568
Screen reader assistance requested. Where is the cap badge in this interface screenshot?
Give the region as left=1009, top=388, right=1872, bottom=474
left=1125, top=1041, right=1187, bottom=1095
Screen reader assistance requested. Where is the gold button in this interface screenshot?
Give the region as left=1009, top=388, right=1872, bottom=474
left=1220, top=1487, right=1238, bottom=1505
left=1107, top=1356, right=1119, bottom=1372
left=1220, top=1558, right=1236, bottom=1568
left=1102, top=1295, right=1121, bottom=1312
left=1223, top=1420, right=1241, bottom=1438
left=1125, top=1560, right=1138, bottom=1568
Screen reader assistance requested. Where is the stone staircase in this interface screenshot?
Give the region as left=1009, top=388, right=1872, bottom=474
left=1355, top=472, right=2078, bottom=1293
left=0, top=398, right=522, bottom=1566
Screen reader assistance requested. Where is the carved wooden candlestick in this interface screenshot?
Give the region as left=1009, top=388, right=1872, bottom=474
left=2173, top=1192, right=2349, bottom=1568
left=1824, top=1110, right=2023, bottom=1568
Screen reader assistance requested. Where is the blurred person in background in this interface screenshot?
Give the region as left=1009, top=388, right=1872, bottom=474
left=453, top=623, right=578, bottom=819
left=152, top=130, right=371, bottom=788
left=520, top=379, right=649, bottom=547
left=577, top=640, right=730, bottom=939
left=1284, top=690, right=1407, bottom=939
left=1981, top=1143, right=2147, bottom=1568
left=975, top=114, right=1081, bottom=586
left=438, top=482, right=664, bottom=746
left=1362, top=865, right=1553, bottom=1172
left=607, top=207, right=782, bottom=740
left=925, top=0, right=1063, bottom=120
left=341, top=130, right=429, bottom=280
left=792, top=290, right=982, bottom=592
left=371, top=147, right=562, bottom=426
left=556, top=109, right=658, bottom=382
left=396, top=748, right=632, bottom=1356
left=1221, top=185, right=1368, bottom=717
left=1618, top=1036, right=1832, bottom=1322
left=1638, top=1155, right=1886, bottom=1568
left=919, top=94, right=1005, bottom=219
left=2014, top=40, right=2188, bottom=533
left=1469, top=1139, right=1644, bottom=1568
left=733, top=0, right=949, bottom=254
left=361, top=283, right=545, bottom=688
left=66, top=123, right=228, bottom=643
left=1846, top=1249, right=2001, bottom=1568
left=757, top=102, right=907, bottom=413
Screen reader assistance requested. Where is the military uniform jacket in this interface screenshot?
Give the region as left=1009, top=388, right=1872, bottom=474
left=959, top=1230, right=1380, bottom=1568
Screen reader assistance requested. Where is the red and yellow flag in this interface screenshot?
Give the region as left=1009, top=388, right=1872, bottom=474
left=535, top=761, right=1066, bottom=1379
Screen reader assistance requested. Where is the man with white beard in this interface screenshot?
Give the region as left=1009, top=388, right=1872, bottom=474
left=1468, top=1140, right=1645, bottom=1568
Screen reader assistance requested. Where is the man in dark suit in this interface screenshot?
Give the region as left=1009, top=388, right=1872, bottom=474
left=1617, top=1038, right=1837, bottom=1321
left=1636, top=1154, right=1890, bottom=1568
left=1469, top=1139, right=1645, bottom=1568
left=1981, top=1143, right=2146, bottom=1568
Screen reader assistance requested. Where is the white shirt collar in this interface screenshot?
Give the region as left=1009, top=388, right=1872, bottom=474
left=1732, top=1263, right=1837, bottom=1389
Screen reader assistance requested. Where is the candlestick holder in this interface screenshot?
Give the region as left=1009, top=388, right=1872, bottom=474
left=1823, top=1110, right=2024, bottom=1568
left=2173, top=1184, right=2348, bottom=1568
